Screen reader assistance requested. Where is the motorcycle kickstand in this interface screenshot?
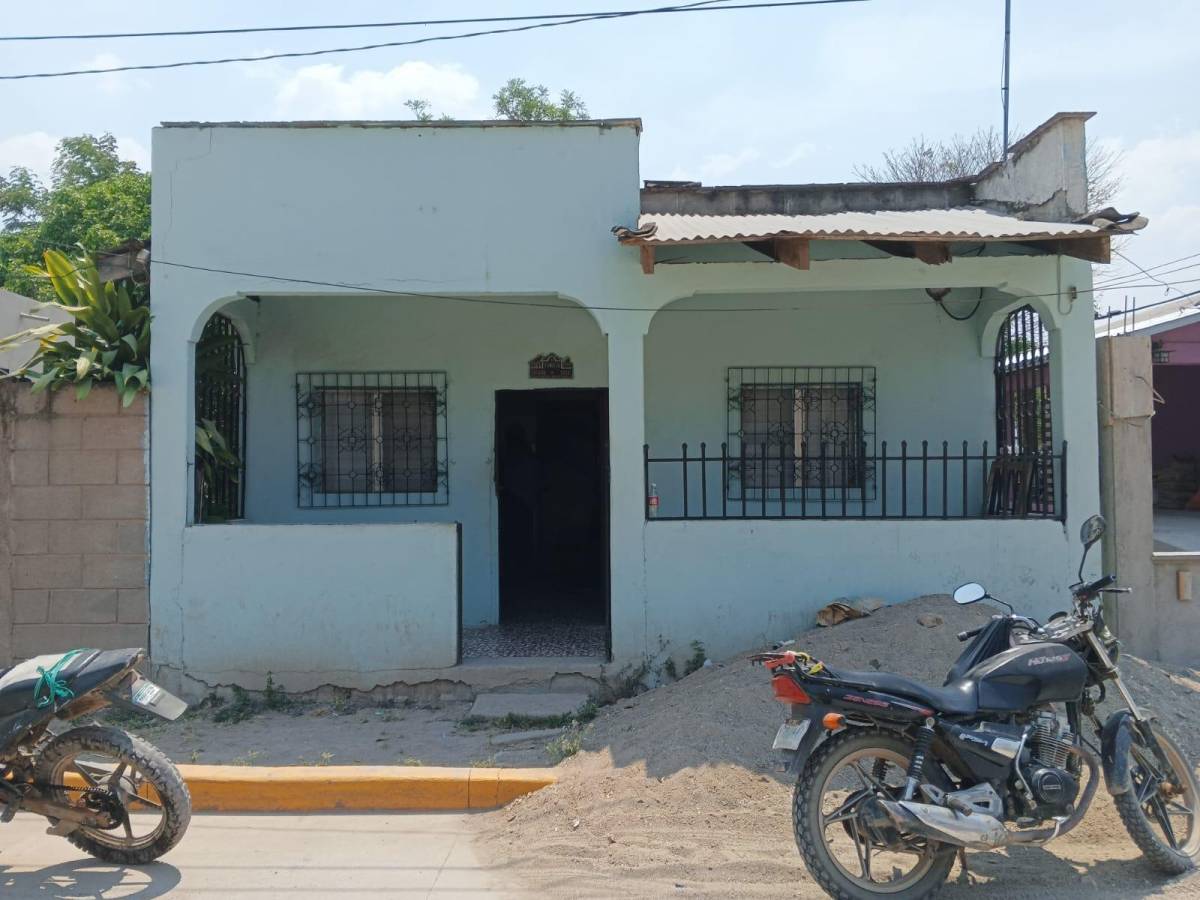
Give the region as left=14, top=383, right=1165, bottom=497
left=956, top=847, right=970, bottom=882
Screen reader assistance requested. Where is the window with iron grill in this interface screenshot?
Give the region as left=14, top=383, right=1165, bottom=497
left=296, top=372, right=448, bottom=507
left=727, top=367, right=876, bottom=498
left=194, top=314, right=246, bottom=523
left=993, top=305, right=1054, bottom=516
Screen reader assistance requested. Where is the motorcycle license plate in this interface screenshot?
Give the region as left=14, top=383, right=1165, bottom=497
left=128, top=675, right=188, bottom=721
left=773, top=720, right=811, bottom=751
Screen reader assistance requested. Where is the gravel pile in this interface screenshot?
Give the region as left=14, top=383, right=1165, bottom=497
left=477, top=595, right=1200, bottom=898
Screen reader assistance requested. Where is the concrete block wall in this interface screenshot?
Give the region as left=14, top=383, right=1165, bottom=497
left=0, top=383, right=148, bottom=665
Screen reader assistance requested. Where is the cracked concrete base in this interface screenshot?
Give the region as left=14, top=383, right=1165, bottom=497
left=469, top=692, right=590, bottom=719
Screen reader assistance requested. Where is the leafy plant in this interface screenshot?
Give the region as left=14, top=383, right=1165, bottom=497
left=262, top=673, right=290, bottom=712
left=213, top=686, right=257, bottom=724
left=546, top=726, right=588, bottom=763
left=683, top=640, right=708, bottom=676
left=195, top=417, right=241, bottom=506
left=0, top=248, right=150, bottom=405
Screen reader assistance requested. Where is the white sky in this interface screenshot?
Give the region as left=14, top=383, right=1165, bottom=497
left=1, top=0, right=1197, bottom=311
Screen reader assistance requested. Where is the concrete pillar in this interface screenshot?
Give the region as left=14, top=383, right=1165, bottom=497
left=1096, top=334, right=1156, bottom=652
left=596, top=310, right=653, bottom=664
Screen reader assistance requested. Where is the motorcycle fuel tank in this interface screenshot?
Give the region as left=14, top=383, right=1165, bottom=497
left=967, top=642, right=1088, bottom=712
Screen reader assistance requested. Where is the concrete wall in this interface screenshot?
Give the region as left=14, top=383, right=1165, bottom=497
left=634, top=519, right=1075, bottom=662
left=0, top=384, right=148, bottom=666
left=163, top=523, right=461, bottom=693
left=1148, top=552, right=1200, bottom=665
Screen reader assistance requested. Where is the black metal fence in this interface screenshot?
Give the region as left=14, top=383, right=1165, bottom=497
left=194, top=314, right=246, bottom=523
left=644, top=440, right=1066, bottom=522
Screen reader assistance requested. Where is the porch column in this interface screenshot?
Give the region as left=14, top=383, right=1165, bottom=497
left=598, top=310, right=654, bottom=663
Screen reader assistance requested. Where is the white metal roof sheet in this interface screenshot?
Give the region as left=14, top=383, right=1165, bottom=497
left=622, top=208, right=1111, bottom=244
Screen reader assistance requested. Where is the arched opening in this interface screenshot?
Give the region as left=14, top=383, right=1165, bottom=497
left=194, top=312, right=247, bottom=522
left=992, top=304, right=1055, bottom=516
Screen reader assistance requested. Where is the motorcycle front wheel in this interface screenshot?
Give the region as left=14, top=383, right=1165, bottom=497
left=1113, top=723, right=1199, bottom=874
left=793, top=729, right=955, bottom=900
left=35, top=724, right=192, bottom=864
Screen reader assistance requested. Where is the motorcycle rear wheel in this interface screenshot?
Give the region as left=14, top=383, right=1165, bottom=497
left=35, top=724, right=191, bottom=864
left=1113, top=723, right=1199, bottom=875
left=793, top=729, right=955, bottom=900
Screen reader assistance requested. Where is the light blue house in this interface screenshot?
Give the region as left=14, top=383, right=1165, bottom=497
left=148, top=112, right=1142, bottom=695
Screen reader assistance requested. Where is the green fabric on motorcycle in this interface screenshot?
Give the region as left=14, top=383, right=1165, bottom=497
left=33, top=649, right=89, bottom=710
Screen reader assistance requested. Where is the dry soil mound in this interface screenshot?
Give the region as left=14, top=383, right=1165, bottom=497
left=477, top=595, right=1200, bottom=899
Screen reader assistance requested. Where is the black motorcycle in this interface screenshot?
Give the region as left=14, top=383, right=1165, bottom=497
left=756, top=514, right=1199, bottom=900
left=0, top=647, right=192, bottom=863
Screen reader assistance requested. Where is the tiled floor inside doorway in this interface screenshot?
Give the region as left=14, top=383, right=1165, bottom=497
left=462, top=621, right=607, bottom=658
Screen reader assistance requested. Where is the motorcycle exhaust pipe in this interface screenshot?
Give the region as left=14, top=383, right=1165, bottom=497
left=879, top=745, right=1100, bottom=850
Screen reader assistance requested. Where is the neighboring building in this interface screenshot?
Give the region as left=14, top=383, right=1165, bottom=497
left=149, top=112, right=1140, bottom=695
left=0, top=288, right=70, bottom=375
left=1096, top=296, right=1200, bottom=544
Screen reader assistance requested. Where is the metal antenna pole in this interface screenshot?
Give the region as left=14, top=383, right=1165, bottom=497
left=1002, top=0, right=1012, bottom=154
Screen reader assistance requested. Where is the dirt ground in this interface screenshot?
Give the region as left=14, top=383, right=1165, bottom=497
left=103, top=698, right=560, bottom=768
left=476, top=595, right=1200, bottom=898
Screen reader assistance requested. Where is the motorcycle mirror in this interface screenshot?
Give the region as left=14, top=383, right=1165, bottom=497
left=953, top=582, right=987, bottom=605
left=1080, top=514, right=1106, bottom=549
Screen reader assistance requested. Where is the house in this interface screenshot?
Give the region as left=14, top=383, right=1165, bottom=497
left=0, top=288, right=70, bottom=375
left=1096, top=296, right=1200, bottom=549
left=148, top=112, right=1141, bottom=696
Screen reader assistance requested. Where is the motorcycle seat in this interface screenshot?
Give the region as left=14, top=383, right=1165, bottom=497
left=0, top=650, right=110, bottom=718
left=825, top=668, right=979, bottom=716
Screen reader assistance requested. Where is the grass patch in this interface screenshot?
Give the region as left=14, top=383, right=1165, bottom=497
left=457, top=701, right=598, bottom=733
left=546, top=727, right=587, bottom=763
left=101, top=706, right=162, bottom=731
left=683, top=640, right=708, bottom=676
left=213, top=686, right=257, bottom=724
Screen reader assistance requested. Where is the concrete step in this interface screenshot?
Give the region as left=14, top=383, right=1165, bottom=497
left=468, top=692, right=590, bottom=720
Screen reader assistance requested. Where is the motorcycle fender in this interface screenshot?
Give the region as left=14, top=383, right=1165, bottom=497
left=778, top=713, right=830, bottom=775
left=1101, top=709, right=1135, bottom=795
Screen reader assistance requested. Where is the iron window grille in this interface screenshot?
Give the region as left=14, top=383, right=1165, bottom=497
left=726, top=367, right=876, bottom=501
left=296, top=372, right=448, bottom=508
left=993, top=306, right=1055, bottom=516
left=195, top=314, right=246, bottom=523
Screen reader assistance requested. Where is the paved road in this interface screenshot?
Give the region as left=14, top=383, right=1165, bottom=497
left=0, top=811, right=507, bottom=898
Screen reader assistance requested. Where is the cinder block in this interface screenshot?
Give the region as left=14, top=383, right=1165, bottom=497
left=9, top=522, right=49, bottom=555
left=12, top=623, right=148, bottom=657
left=49, top=418, right=82, bottom=449
left=49, top=520, right=118, bottom=554
left=14, top=389, right=49, bottom=416
left=10, top=450, right=48, bottom=486
left=13, top=554, right=82, bottom=589
left=13, top=485, right=81, bottom=520
left=13, top=590, right=48, bottom=624
left=117, top=521, right=146, bottom=554
left=49, top=450, right=117, bottom=485
left=81, top=416, right=145, bottom=450
left=82, top=554, right=146, bottom=590
left=118, top=588, right=149, bottom=624
left=82, top=485, right=147, bottom=520
left=117, top=449, right=147, bottom=485
left=119, top=393, right=147, bottom=417
left=13, top=419, right=50, bottom=450
left=49, top=589, right=118, bottom=624
left=51, top=388, right=119, bottom=417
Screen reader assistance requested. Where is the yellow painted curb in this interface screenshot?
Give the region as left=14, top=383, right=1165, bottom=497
left=63, top=765, right=555, bottom=812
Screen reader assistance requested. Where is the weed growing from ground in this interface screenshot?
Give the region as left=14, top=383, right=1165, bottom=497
left=213, top=686, right=257, bottom=724
left=457, top=702, right=598, bottom=733
left=546, top=726, right=588, bottom=763
left=683, top=640, right=708, bottom=676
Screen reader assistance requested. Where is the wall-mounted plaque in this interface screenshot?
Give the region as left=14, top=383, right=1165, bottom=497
left=529, top=353, right=574, bottom=379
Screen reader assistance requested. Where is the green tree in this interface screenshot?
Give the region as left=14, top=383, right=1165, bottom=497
left=492, top=78, right=588, bottom=121
left=0, top=134, right=150, bottom=299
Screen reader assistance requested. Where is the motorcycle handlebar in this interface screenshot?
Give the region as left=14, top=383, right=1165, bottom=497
left=1077, top=574, right=1118, bottom=596
left=956, top=625, right=984, bottom=642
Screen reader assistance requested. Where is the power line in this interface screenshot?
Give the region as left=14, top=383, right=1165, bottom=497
left=1095, top=251, right=1200, bottom=287
left=0, top=1, right=868, bottom=81
left=0, top=0, right=754, bottom=41
left=1112, top=248, right=1188, bottom=297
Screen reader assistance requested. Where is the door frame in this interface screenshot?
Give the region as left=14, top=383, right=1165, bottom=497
left=493, top=387, right=610, bottom=656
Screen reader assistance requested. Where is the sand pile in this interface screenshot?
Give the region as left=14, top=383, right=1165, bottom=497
left=477, top=595, right=1200, bottom=899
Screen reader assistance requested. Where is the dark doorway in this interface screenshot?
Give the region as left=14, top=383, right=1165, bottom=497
left=495, top=389, right=608, bottom=634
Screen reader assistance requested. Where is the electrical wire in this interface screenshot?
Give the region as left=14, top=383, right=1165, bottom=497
left=1095, top=250, right=1200, bottom=285
left=0, top=0, right=832, bottom=41
left=0, top=1, right=868, bottom=81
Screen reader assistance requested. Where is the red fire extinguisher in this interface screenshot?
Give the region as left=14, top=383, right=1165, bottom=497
left=647, top=482, right=659, bottom=518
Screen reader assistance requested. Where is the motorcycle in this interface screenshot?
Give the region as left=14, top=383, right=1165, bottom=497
left=755, top=514, right=1198, bottom=899
left=0, top=647, right=192, bottom=863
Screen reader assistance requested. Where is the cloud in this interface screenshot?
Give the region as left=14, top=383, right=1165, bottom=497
left=772, top=141, right=817, bottom=170
left=82, top=52, right=146, bottom=96
left=0, top=131, right=58, bottom=182
left=1093, top=131, right=1200, bottom=309
left=273, top=62, right=482, bottom=119
left=670, top=147, right=762, bottom=182
left=0, top=131, right=151, bottom=182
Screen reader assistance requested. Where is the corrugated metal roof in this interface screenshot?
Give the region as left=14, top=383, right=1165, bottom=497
left=1095, top=296, right=1200, bottom=337
left=615, top=208, right=1125, bottom=244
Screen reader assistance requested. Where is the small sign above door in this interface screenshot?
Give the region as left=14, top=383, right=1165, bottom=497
left=529, top=353, right=575, bottom=379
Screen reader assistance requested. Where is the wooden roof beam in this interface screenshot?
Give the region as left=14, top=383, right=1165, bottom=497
left=1018, top=234, right=1110, bottom=264
left=640, top=244, right=655, bottom=275
left=742, top=236, right=810, bottom=270
left=864, top=240, right=953, bottom=265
